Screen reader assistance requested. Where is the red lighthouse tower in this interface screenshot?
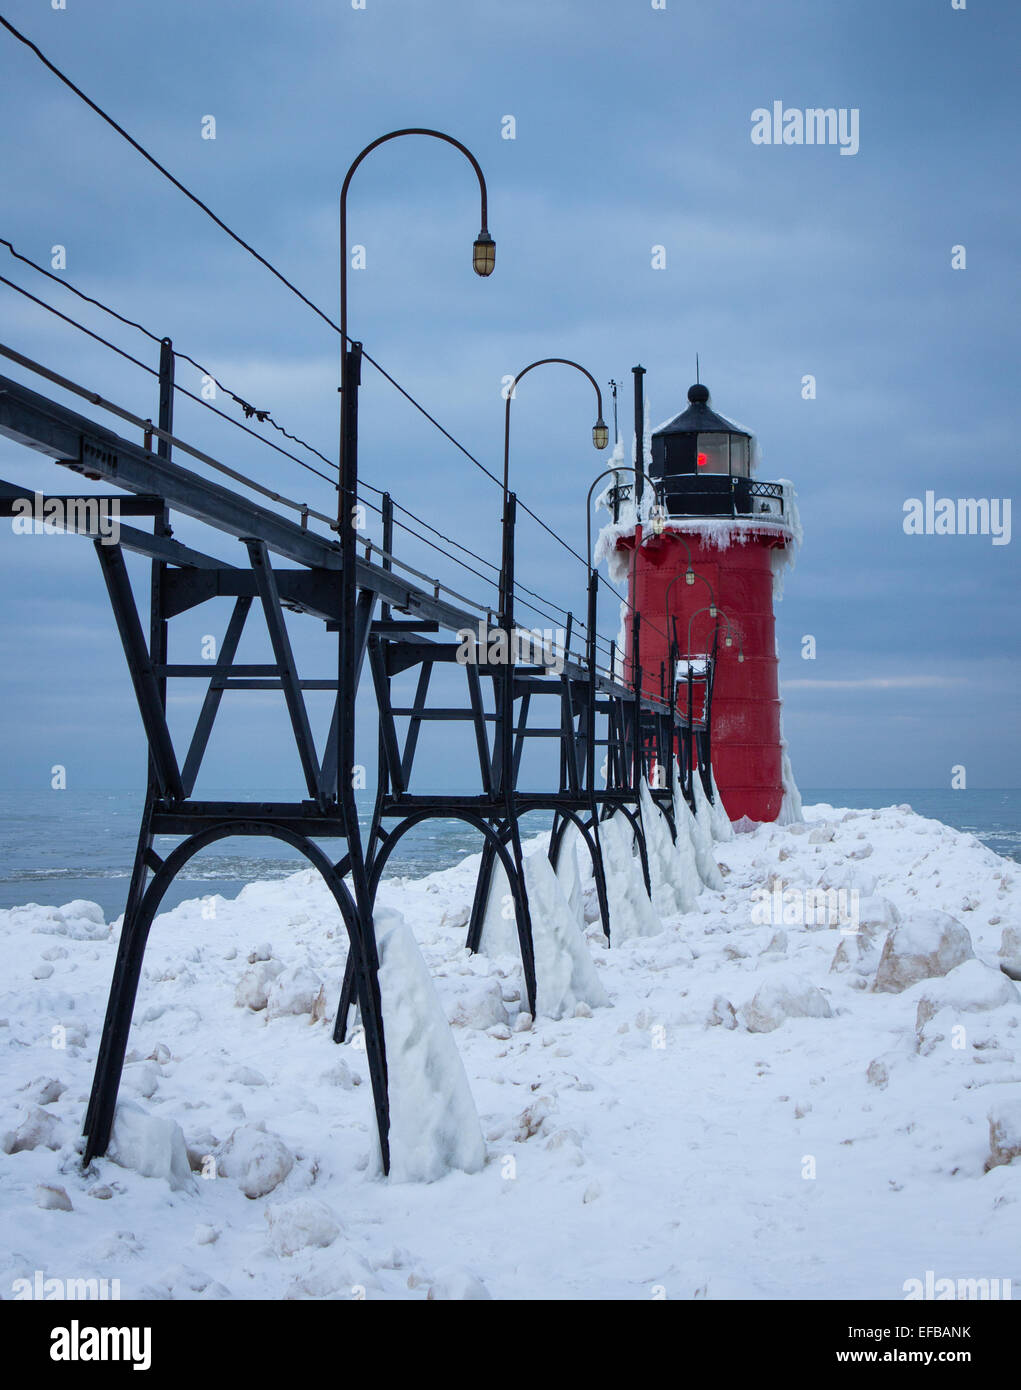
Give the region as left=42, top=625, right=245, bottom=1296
left=606, top=379, right=799, bottom=823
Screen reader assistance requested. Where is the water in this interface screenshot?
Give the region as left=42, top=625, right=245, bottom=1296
left=0, top=787, right=1016, bottom=922
left=0, top=789, right=551, bottom=920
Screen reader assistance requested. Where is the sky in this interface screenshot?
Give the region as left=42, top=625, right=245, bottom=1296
left=0, top=0, right=1017, bottom=794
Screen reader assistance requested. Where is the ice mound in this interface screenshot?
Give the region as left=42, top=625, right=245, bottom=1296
left=107, top=1100, right=193, bottom=1191
left=524, top=850, right=608, bottom=1020
left=375, top=907, right=485, bottom=1182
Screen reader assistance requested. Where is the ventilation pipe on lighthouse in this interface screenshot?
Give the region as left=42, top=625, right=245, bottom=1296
left=632, top=364, right=646, bottom=509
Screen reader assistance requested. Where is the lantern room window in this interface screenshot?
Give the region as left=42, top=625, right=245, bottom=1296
left=729, top=435, right=750, bottom=478
left=695, top=434, right=730, bottom=474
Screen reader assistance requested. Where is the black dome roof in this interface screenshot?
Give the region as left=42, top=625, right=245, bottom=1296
left=652, top=383, right=751, bottom=439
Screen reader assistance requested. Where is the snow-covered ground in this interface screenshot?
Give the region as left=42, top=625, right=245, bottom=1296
left=2, top=801, right=1020, bottom=1301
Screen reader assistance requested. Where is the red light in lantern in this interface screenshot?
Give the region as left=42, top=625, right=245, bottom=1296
left=697, top=452, right=708, bottom=468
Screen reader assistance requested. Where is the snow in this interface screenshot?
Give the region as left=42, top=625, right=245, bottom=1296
left=597, top=812, right=662, bottom=942
left=640, top=778, right=699, bottom=916
left=373, top=907, right=486, bottom=1183
left=690, top=774, right=726, bottom=890
left=108, top=1101, right=193, bottom=1193
left=1, top=801, right=1020, bottom=1299
left=707, top=767, right=736, bottom=842
left=522, top=850, right=609, bottom=1020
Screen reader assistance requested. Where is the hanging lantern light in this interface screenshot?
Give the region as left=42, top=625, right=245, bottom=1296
left=685, top=567, right=695, bottom=585
left=709, top=603, right=717, bottom=617
left=592, top=418, right=609, bottom=450
left=649, top=503, right=666, bottom=536
left=724, top=633, right=733, bottom=647
left=737, top=648, right=744, bottom=663
left=472, top=231, right=496, bottom=277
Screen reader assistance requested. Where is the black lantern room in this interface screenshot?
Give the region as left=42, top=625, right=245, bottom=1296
left=649, top=383, right=755, bottom=516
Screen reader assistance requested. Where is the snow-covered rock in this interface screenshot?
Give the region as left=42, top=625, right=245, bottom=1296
left=914, top=959, right=1019, bottom=1031
left=35, top=1183, right=73, bottom=1211
left=265, top=965, right=326, bottom=1020
left=265, top=1197, right=341, bottom=1256
left=107, top=1101, right=193, bottom=1192
left=216, top=1125, right=294, bottom=1199
left=426, top=1267, right=492, bottom=1300
left=986, top=1101, right=1021, bottom=1172
left=998, top=925, right=1021, bottom=982
left=871, top=911, right=975, bottom=994
left=2, top=1104, right=64, bottom=1154
left=448, top=978, right=509, bottom=1031
left=234, top=959, right=284, bottom=1011
left=741, top=974, right=833, bottom=1033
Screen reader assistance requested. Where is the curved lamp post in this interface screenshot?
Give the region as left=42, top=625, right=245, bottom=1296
left=686, top=605, right=743, bottom=663
left=331, top=131, right=496, bottom=1076
left=338, top=127, right=494, bottom=511
left=500, top=358, right=607, bottom=627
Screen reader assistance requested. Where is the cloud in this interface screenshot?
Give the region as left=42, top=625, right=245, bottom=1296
left=781, top=676, right=966, bottom=691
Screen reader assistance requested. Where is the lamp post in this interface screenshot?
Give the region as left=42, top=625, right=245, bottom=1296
left=685, top=605, right=742, bottom=663
left=339, top=128, right=494, bottom=514
left=584, top=465, right=640, bottom=796
left=501, top=357, right=607, bottom=627
left=494, top=358, right=605, bottom=812
left=332, top=131, right=495, bottom=1075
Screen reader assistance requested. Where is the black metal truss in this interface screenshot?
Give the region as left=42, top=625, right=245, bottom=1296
left=0, top=356, right=719, bottom=1177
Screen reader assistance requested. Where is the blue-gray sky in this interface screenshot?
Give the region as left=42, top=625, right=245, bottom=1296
left=0, top=0, right=1017, bottom=792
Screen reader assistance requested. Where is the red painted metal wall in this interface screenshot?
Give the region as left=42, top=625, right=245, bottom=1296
left=618, top=526, right=787, bottom=823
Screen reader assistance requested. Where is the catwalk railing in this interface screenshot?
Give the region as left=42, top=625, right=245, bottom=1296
left=0, top=346, right=719, bottom=1176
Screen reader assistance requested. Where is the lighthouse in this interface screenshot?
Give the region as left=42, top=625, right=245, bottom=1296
left=600, top=376, right=800, bottom=823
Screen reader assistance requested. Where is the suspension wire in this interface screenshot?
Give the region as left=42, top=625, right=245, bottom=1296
left=0, top=16, right=672, bottom=655
left=1, top=264, right=607, bottom=647
left=1, top=238, right=337, bottom=480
